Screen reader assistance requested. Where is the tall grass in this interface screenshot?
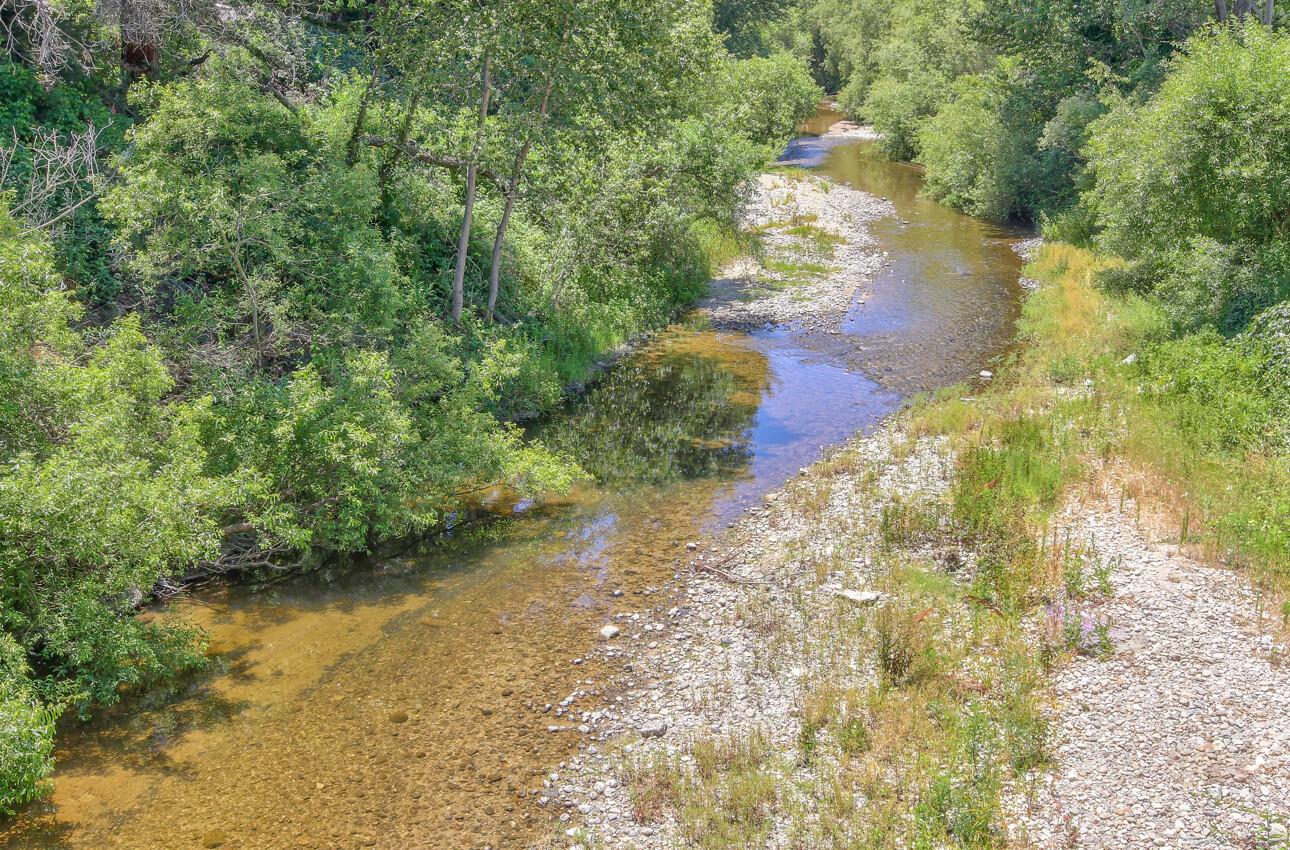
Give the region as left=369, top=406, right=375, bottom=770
left=919, top=243, right=1289, bottom=614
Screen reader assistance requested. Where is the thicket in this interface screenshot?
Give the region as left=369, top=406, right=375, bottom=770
left=0, top=0, right=819, bottom=810
left=793, top=0, right=1262, bottom=223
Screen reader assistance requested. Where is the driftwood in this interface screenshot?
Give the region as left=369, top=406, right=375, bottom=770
left=694, top=551, right=766, bottom=585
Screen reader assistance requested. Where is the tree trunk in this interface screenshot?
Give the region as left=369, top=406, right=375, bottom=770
left=346, top=66, right=380, bottom=167
left=1216, top=0, right=1229, bottom=20
left=485, top=184, right=518, bottom=322
left=229, top=239, right=263, bottom=369
left=451, top=52, right=492, bottom=325
left=485, top=78, right=554, bottom=323
left=1263, top=0, right=1275, bottom=24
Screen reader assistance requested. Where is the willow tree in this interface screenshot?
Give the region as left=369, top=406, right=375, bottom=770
left=364, top=0, right=720, bottom=324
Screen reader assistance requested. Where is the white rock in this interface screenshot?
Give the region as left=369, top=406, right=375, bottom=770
left=638, top=718, right=668, bottom=738
left=835, top=589, right=882, bottom=605
left=599, top=625, right=621, bottom=640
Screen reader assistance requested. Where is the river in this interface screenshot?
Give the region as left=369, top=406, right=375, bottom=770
left=0, top=106, right=1025, bottom=850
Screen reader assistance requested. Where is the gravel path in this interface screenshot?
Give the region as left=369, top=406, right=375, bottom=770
left=1012, top=491, right=1290, bottom=850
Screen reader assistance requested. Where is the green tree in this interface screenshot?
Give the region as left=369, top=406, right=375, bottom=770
left=1085, top=24, right=1290, bottom=329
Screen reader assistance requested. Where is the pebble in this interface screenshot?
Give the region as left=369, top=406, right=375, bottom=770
left=833, top=589, right=881, bottom=605
left=1011, top=501, right=1290, bottom=848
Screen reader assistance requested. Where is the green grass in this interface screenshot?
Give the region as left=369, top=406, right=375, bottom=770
left=784, top=222, right=846, bottom=253
left=761, top=257, right=835, bottom=287
left=628, top=729, right=785, bottom=850
left=915, top=244, right=1288, bottom=614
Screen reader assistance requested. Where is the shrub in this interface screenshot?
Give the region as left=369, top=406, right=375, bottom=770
left=717, top=53, right=822, bottom=146
left=0, top=636, right=55, bottom=815
left=863, top=72, right=941, bottom=161
left=916, top=72, right=1035, bottom=221
left=1087, top=25, right=1290, bottom=259
left=1138, top=331, right=1283, bottom=453
left=1084, top=24, right=1290, bottom=331
left=1240, top=300, right=1290, bottom=418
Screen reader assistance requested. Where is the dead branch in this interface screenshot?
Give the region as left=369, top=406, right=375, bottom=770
left=1, top=123, right=109, bottom=235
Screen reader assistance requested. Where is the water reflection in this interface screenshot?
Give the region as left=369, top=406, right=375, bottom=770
left=542, top=327, right=769, bottom=486
left=822, top=140, right=1027, bottom=391
left=2, top=323, right=902, bottom=850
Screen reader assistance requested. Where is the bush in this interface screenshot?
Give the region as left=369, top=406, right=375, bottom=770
left=1085, top=24, right=1290, bottom=331
left=0, top=636, right=55, bottom=815
left=1087, top=25, right=1290, bottom=259
left=1241, top=300, right=1290, bottom=415
left=862, top=72, right=941, bottom=161
left=859, top=0, right=982, bottom=162
left=1137, top=331, right=1285, bottom=454
left=916, top=72, right=1036, bottom=221
left=717, top=53, right=822, bottom=146
left=0, top=218, right=228, bottom=806
left=0, top=221, right=235, bottom=709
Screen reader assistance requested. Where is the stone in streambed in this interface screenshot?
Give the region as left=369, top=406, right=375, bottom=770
left=201, top=829, right=227, bottom=848
left=599, top=625, right=621, bottom=640
left=388, top=709, right=409, bottom=724
left=638, top=718, right=668, bottom=738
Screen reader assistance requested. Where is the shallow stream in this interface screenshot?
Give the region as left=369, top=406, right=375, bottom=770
left=1, top=106, right=1025, bottom=850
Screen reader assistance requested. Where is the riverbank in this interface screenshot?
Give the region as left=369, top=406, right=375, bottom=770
left=0, top=149, right=910, bottom=848
left=537, top=239, right=1290, bottom=848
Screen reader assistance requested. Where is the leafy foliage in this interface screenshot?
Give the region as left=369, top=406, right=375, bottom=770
left=793, top=0, right=1218, bottom=223
left=1086, top=24, right=1290, bottom=331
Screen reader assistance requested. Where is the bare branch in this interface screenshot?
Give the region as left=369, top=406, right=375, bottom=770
left=2, top=124, right=110, bottom=237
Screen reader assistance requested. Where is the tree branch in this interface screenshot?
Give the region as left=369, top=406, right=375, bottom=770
left=361, top=134, right=502, bottom=187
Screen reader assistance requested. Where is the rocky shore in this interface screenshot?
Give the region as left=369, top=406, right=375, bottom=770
left=703, top=171, right=891, bottom=332
left=536, top=428, right=953, bottom=850
left=1010, top=482, right=1290, bottom=849
left=530, top=165, right=1290, bottom=850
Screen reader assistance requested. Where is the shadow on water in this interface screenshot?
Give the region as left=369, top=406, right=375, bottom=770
left=1, top=106, right=1025, bottom=850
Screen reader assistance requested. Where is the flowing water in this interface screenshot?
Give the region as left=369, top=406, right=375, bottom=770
left=1, top=107, right=1025, bottom=850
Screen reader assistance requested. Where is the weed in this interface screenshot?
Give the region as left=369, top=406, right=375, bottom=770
left=1092, top=554, right=1118, bottom=597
